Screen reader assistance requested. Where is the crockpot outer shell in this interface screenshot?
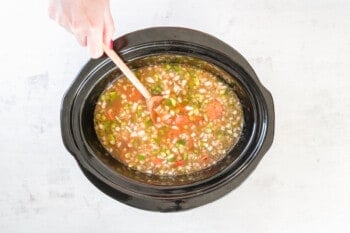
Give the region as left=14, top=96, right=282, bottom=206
left=61, top=27, right=275, bottom=212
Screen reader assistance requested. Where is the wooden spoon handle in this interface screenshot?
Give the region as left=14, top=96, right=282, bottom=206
left=102, top=44, right=152, bottom=100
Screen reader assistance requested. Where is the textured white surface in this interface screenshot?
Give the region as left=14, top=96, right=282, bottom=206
left=1, top=0, right=350, bottom=232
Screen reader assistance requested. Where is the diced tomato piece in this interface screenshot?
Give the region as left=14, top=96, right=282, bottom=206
left=106, top=108, right=116, bottom=120
left=177, top=104, right=187, bottom=114
left=174, top=160, right=184, bottom=167
left=200, top=155, right=213, bottom=165
left=168, top=128, right=183, bottom=139
left=129, top=88, right=143, bottom=101
left=206, top=99, right=223, bottom=120
left=187, top=138, right=194, bottom=150
left=152, top=157, right=163, bottom=165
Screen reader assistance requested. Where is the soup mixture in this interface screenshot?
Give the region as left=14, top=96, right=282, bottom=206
left=94, top=63, right=243, bottom=176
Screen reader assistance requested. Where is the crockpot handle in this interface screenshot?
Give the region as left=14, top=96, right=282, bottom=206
left=260, top=88, right=275, bottom=154
left=60, top=91, right=80, bottom=157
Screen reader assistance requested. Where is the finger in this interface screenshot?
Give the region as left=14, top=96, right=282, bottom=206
left=71, top=20, right=89, bottom=47
left=57, top=16, right=71, bottom=32
left=103, top=10, right=115, bottom=46
left=75, top=34, right=87, bottom=47
left=87, top=28, right=104, bottom=59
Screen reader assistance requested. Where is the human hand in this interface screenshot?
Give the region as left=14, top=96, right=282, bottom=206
left=48, top=0, right=115, bottom=58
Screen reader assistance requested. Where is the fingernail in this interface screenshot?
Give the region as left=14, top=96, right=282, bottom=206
left=109, top=40, right=114, bottom=49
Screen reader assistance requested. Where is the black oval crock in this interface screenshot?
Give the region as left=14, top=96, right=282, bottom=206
left=61, top=27, right=275, bottom=212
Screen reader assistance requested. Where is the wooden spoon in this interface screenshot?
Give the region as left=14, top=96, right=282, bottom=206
left=102, top=44, right=163, bottom=123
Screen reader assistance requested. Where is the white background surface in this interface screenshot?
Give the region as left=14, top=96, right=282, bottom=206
left=1, top=0, right=349, bottom=232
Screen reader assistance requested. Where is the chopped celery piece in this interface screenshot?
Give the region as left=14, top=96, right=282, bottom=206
left=151, top=85, right=163, bottom=95
left=103, top=121, right=112, bottom=131
left=164, top=98, right=172, bottom=106
left=109, top=91, right=118, bottom=101
left=164, top=98, right=176, bottom=107
left=183, top=153, right=189, bottom=160
left=176, top=139, right=186, bottom=146
left=167, top=155, right=175, bottom=162
left=158, top=126, right=168, bottom=136
left=108, top=134, right=115, bottom=145
left=173, top=64, right=180, bottom=72
left=145, top=118, right=153, bottom=128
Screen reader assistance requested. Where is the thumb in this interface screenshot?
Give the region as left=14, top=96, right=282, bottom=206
left=87, top=28, right=104, bottom=59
